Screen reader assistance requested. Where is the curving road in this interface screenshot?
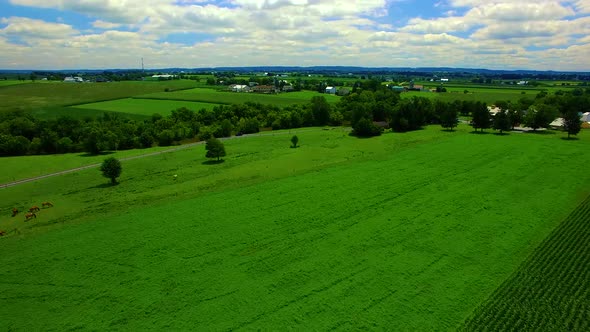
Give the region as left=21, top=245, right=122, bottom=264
left=1, top=127, right=350, bottom=189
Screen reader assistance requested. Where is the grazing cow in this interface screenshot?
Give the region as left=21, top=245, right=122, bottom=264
left=0, top=230, right=6, bottom=236
left=42, top=202, right=53, bottom=208
left=29, top=206, right=40, bottom=213
left=12, top=208, right=18, bottom=217
left=25, top=212, right=36, bottom=220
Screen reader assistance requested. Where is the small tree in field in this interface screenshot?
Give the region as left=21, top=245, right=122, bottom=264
left=205, top=137, right=226, bottom=161
left=100, top=157, right=122, bottom=184
left=291, top=135, right=299, bottom=148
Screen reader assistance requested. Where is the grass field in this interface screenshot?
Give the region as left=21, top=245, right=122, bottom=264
left=0, top=145, right=178, bottom=185
left=0, top=80, right=33, bottom=87
left=1, top=126, right=589, bottom=330
left=0, top=80, right=199, bottom=113
left=138, top=88, right=341, bottom=106
left=71, top=98, right=221, bottom=117
left=402, top=87, right=541, bottom=104
left=462, top=194, right=590, bottom=331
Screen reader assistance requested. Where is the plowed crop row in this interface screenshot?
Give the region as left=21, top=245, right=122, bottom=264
left=462, top=195, right=590, bottom=331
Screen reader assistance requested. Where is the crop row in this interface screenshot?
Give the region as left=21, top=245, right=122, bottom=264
left=461, top=195, right=590, bottom=331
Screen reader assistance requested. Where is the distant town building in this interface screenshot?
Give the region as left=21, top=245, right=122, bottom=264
left=63, top=76, right=83, bottom=83
left=229, top=84, right=250, bottom=92
left=325, top=86, right=337, bottom=94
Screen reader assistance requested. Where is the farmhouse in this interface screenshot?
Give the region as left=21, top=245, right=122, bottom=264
left=252, top=85, right=277, bottom=94
left=63, top=76, right=83, bottom=83
left=229, top=84, right=250, bottom=92
left=325, top=86, right=337, bottom=94
left=487, top=106, right=502, bottom=116
left=550, top=118, right=565, bottom=129
left=151, top=74, right=176, bottom=80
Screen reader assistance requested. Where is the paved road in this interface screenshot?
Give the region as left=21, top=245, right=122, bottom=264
left=1, top=127, right=350, bottom=189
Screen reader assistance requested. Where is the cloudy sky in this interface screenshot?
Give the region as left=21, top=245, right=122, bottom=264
left=0, top=0, right=589, bottom=71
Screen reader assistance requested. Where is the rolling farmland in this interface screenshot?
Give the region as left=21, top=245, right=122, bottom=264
left=0, top=80, right=199, bottom=113
left=1, top=126, right=589, bottom=330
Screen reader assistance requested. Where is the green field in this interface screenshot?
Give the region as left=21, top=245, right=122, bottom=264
left=1, top=126, right=589, bottom=330
left=0, top=145, right=177, bottom=185
left=0, top=80, right=32, bottom=87
left=0, top=80, right=199, bottom=113
left=71, top=98, right=221, bottom=117
left=402, top=87, right=541, bottom=104
left=139, top=88, right=341, bottom=106
left=462, top=195, right=590, bottom=331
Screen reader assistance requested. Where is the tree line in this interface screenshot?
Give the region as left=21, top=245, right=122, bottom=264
left=1, top=86, right=587, bottom=156
left=0, top=97, right=337, bottom=156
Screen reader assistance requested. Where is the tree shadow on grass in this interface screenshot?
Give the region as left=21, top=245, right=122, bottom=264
left=470, top=130, right=490, bottom=134
left=347, top=132, right=378, bottom=139
left=87, top=182, right=119, bottom=189
left=202, top=160, right=225, bottom=165
left=524, top=130, right=556, bottom=135
left=560, top=136, right=580, bottom=141
left=493, top=132, right=510, bottom=136
left=79, top=151, right=115, bottom=158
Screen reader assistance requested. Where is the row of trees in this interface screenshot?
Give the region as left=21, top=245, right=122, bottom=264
left=1, top=86, right=587, bottom=156
left=0, top=97, right=337, bottom=156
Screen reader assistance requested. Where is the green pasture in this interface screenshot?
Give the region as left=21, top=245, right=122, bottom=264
left=30, top=105, right=150, bottom=121
left=402, top=87, right=541, bottom=104
left=1, top=126, right=589, bottom=330
left=71, top=98, right=221, bottom=117
left=0, top=145, right=177, bottom=185
left=0, top=80, right=199, bottom=113
left=0, top=80, right=33, bottom=87
left=138, top=87, right=340, bottom=106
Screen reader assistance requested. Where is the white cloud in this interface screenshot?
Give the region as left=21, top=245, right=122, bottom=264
left=91, top=20, right=123, bottom=29
left=1, top=0, right=590, bottom=70
left=0, top=16, right=78, bottom=39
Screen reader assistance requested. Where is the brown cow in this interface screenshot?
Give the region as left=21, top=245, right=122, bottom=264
left=42, top=202, right=53, bottom=208
left=29, top=206, right=40, bottom=213
left=25, top=212, right=36, bottom=220
left=0, top=230, right=6, bottom=236
left=12, top=208, right=18, bottom=217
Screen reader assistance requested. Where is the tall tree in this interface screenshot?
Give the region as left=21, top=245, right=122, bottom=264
left=523, top=104, right=557, bottom=131
left=563, top=110, right=582, bottom=139
left=493, top=110, right=511, bottom=134
left=310, top=96, right=331, bottom=126
left=439, top=102, right=459, bottom=131
left=471, top=103, right=490, bottom=132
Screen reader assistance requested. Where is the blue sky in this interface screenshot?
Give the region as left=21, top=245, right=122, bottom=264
left=0, top=0, right=589, bottom=70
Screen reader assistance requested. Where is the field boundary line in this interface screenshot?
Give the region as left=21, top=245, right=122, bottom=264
left=0, top=127, right=350, bottom=189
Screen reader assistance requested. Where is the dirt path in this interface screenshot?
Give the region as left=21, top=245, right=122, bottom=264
left=1, top=127, right=349, bottom=189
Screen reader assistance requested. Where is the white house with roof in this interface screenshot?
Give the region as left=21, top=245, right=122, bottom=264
left=325, top=86, right=337, bottom=94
